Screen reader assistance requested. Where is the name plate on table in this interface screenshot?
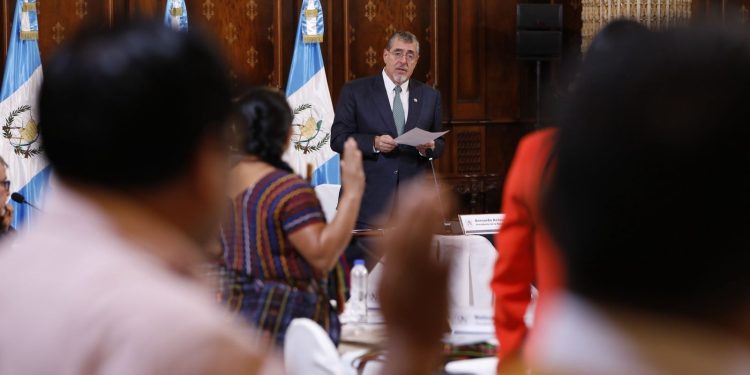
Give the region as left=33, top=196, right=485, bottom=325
left=458, top=214, right=504, bottom=235
left=449, top=307, right=495, bottom=334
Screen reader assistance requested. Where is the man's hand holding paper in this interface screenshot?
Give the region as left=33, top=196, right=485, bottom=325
left=395, top=128, right=449, bottom=147
left=416, top=141, right=435, bottom=155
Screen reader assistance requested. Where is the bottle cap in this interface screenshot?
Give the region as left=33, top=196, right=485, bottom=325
left=354, top=259, right=365, bottom=267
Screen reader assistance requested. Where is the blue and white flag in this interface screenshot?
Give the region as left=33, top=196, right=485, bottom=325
left=0, top=0, right=49, bottom=229
left=164, top=0, right=188, bottom=32
left=283, top=0, right=339, bottom=185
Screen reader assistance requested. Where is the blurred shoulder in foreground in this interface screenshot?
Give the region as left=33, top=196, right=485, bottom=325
left=0, top=21, right=277, bottom=374
left=532, top=24, right=750, bottom=375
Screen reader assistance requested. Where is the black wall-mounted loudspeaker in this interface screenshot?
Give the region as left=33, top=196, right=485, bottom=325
left=516, top=4, right=562, bottom=61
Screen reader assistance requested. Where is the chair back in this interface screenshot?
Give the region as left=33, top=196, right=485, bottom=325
left=284, top=318, right=344, bottom=375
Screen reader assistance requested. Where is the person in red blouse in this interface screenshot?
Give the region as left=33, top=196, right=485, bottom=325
left=491, top=128, right=564, bottom=371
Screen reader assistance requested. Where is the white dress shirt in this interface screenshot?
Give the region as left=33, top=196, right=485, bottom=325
left=382, top=69, right=409, bottom=122
left=375, top=69, right=412, bottom=154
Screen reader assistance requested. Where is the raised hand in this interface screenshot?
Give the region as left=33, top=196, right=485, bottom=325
left=378, top=181, right=451, bottom=375
left=341, top=138, right=365, bottom=198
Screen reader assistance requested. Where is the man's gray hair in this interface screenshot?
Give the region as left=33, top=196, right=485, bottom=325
left=386, top=31, right=420, bottom=54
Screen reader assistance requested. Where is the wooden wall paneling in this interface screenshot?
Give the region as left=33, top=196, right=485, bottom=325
left=270, top=0, right=284, bottom=89
left=483, top=120, right=530, bottom=183
left=2, top=0, right=13, bottom=72
left=109, top=0, right=129, bottom=25
left=433, top=0, right=452, bottom=175
left=451, top=0, right=485, bottom=119
left=482, top=173, right=501, bottom=213
left=485, top=0, right=520, bottom=122
left=324, top=0, right=345, bottom=103
left=0, top=0, right=122, bottom=73
left=126, top=0, right=161, bottom=17
left=442, top=173, right=501, bottom=215
left=343, top=0, right=378, bottom=82
left=421, top=0, right=438, bottom=87
left=185, top=0, right=280, bottom=91
left=435, top=0, right=450, bottom=97
left=692, top=0, right=710, bottom=15
left=434, top=129, right=455, bottom=174
left=280, top=0, right=304, bottom=94
left=452, top=124, right=484, bottom=174
left=36, top=0, right=118, bottom=62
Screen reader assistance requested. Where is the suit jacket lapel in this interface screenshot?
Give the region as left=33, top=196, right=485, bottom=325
left=370, top=75, right=398, bottom=136
left=404, top=81, right=422, bottom=133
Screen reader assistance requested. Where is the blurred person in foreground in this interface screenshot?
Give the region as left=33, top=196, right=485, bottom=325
left=530, top=25, right=750, bottom=375
left=221, top=87, right=364, bottom=346
left=378, top=181, right=451, bottom=375
left=0, top=22, right=277, bottom=374
left=491, top=20, right=650, bottom=372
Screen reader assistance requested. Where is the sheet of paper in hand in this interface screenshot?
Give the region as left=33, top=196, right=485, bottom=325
left=394, top=128, right=449, bottom=147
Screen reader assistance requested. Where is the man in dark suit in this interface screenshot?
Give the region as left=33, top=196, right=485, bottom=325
left=331, top=31, right=444, bottom=264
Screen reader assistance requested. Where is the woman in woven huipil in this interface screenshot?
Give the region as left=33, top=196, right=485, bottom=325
left=220, top=88, right=364, bottom=347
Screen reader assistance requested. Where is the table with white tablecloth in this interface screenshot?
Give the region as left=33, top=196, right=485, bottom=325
left=336, top=234, right=500, bottom=375
left=435, top=234, right=497, bottom=311
left=362, top=235, right=498, bottom=322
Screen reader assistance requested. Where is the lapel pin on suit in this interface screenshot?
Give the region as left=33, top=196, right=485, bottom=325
left=413, top=98, right=418, bottom=102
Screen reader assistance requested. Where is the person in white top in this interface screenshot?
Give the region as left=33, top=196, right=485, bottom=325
left=531, top=25, right=750, bottom=375
left=0, top=21, right=278, bottom=374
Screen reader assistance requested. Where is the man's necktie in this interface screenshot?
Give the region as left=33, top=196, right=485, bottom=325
left=392, top=85, right=405, bottom=135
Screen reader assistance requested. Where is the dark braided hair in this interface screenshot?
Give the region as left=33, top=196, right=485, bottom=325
left=234, top=87, right=293, bottom=173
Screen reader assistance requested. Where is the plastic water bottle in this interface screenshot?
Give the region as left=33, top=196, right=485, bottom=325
left=350, top=259, right=368, bottom=323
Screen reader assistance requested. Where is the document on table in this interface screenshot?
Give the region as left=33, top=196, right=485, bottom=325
left=394, top=128, right=449, bottom=147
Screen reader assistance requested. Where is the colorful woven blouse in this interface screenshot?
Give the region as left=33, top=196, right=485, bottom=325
left=219, top=169, right=347, bottom=346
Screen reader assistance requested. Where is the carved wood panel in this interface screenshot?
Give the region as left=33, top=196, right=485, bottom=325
left=485, top=0, right=525, bottom=123
left=441, top=173, right=501, bottom=216
left=0, top=0, right=123, bottom=72
left=186, top=0, right=283, bottom=90
left=125, top=0, right=160, bottom=16
left=451, top=0, right=485, bottom=119
left=37, top=0, right=116, bottom=57
left=453, top=125, right=484, bottom=174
